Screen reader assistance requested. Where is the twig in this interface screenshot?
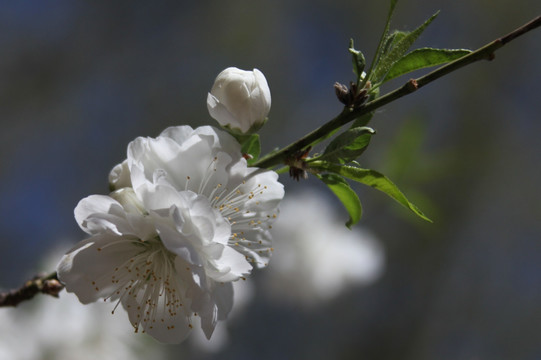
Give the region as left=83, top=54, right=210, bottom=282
left=254, top=15, right=541, bottom=169
left=0, top=272, right=63, bottom=307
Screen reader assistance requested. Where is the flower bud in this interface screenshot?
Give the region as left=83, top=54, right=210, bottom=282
left=207, top=67, right=271, bottom=135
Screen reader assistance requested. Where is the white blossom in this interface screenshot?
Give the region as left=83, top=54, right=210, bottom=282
left=264, top=190, right=385, bottom=306
left=58, top=125, right=284, bottom=343
left=207, top=67, right=271, bottom=134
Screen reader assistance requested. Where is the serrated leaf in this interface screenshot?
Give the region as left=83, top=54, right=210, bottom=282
left=385, top=47, right=471, bottom=82
left=318, top=173, right=362, bottom=228
left=240, top=134, right=260, bottom=165
left=371, top=11, right=439, bottom=84
left=338, top=166, right=431, bottom=222
left=365, top=0, right=400, bottom=80
left=318, top=127, right=375, bottom=164
left=381, top=30, right=408, bottom=57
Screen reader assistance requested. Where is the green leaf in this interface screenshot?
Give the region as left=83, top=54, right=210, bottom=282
left=313, top=162, right=431, bottom=222
left=318, top=127, right=375, bottom=164
left=385, top=47, right=471, bottom=81
left=318, top=173, right=362, bottom=228
left=349, top=39, right=366, bottom=84
left=366, top=0, right=400, bottom=80
left=240, top=134, right=261, bottom=165
left=339, top=166, right=431, bottom=222
left=351, top=111, right=375, bottom=128
left=371, top=11, right=439, bottom=84
left=381, top=30, right=408, bottom=57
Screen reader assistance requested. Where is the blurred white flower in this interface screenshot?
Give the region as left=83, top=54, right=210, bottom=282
left=58, top=125, right=284, bottom=344
left=0, top=253, right=165, bottom=360
left=264, top=190, right=385, bottom=306
left=207, top=67, right=271, bottom=134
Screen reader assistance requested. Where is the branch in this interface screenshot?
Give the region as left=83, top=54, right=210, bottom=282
left=254, top=15, right=541, bottom=169
left=0, top=272, right=63, bottom=307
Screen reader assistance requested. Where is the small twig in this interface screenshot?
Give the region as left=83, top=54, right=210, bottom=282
left=253, top=15, right=541, bottom=169
left=0, top=272, right=63, bottom=307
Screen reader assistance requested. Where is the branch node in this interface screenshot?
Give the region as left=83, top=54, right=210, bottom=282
left=406, top=79, right=419, bottom=92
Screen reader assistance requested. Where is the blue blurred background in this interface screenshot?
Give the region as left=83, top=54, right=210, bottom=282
left=0, top=0, right=540, bottom=359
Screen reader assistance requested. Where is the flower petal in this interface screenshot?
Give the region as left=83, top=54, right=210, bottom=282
left=191, top=282, right=234, bottom=340
left=108, top=159, right=132, bottom=190
left=205, top=246, right=252, bottom=282
left=57, top=233, right=141, bottom=304
left=122, top=281, right=193, bottom=344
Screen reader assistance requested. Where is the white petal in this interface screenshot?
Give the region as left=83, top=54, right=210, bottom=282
left=206, top=246, right=252, bottom=282
left=158, top=125, right=194, bottom=144
left=108, top=159, right=132, bottom=190
left=213, top=282, right=234, bottom=321
left=128, top=133, right=236, bottom=198
left=190, top=282, right=233, bottom=340
left=122, top=283, right=193, bottom=344
left=154, top=217, right=204, bottom=267
left=162, top=125, right=241, bottom=161
left=253, top=68, right=271, bottom=111
left=136, top=182, right=191, bottom=212
left=75, top=193, right=155, bottom=241
left=232, top=228, right=274, bottom=268
left=74, top=195, right=131, bottom=236
left=192, top=126, right=242, bottom=157
left=57, top=233, right=140, bottom=304
left=207, top=93, right=241, bottom=129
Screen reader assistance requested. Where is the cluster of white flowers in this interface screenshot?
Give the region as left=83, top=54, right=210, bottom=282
left=57, top=68, right=284, bottom=344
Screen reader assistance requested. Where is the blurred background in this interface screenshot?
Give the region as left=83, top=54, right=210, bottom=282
left=0, top=0, right=540, bottom=359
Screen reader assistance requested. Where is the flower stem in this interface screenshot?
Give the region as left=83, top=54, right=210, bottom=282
left=254, top=15, right=541, bottom=170
left=0, top=271, right=63, bottom=307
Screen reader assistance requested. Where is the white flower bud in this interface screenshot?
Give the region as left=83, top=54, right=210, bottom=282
left=207, top=67, right=271, bottom=135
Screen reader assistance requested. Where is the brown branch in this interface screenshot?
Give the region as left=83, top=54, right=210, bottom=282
left=0, top=272, right=63, bottom=307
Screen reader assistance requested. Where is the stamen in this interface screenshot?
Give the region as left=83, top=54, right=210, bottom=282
left=95, top=237, right=188, bottom=333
